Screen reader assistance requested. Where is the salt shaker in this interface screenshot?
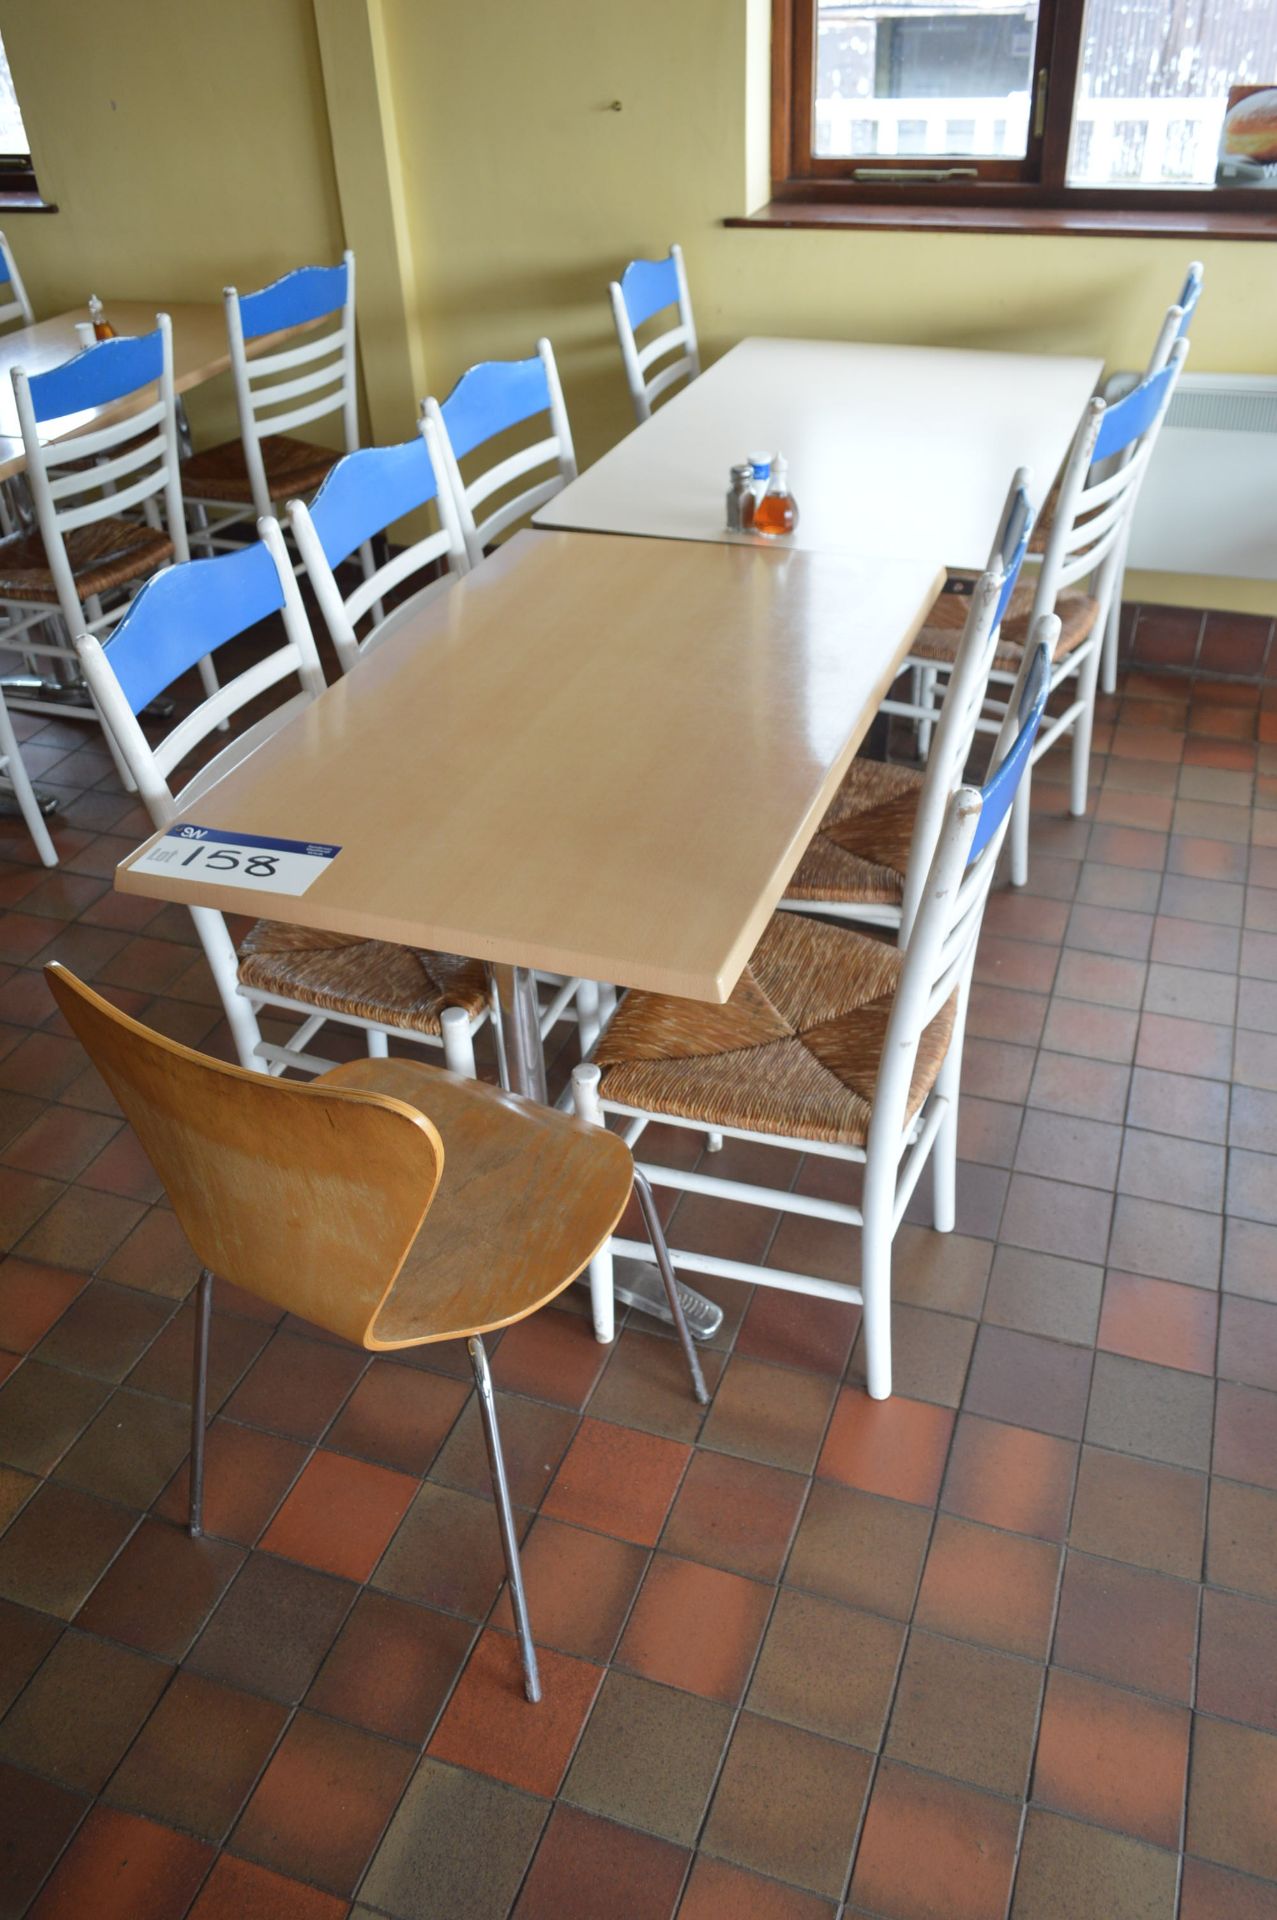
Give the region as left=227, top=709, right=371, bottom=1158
left=726, top=462, right=756, bottom=533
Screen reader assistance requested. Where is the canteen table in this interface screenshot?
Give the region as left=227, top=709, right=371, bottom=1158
left=535, top=336, right=1103, bottom=569
left=114, top=528, right=943, bottom=1332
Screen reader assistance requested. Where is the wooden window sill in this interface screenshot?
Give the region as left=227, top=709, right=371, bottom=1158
left=726, top=199, right=1277, bottom=241
left=0, top=191, right=57, bottom=213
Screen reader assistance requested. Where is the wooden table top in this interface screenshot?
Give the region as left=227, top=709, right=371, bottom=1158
left=117, top=529, right=944, bottom=1003
left=536, top=336, right=1103, bottom=572
left=0, top=300, right=230, bottom=481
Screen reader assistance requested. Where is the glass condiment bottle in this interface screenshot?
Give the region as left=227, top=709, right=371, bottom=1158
left=748, top=450, right=772, bottom=507
left=87, top=295, right=115, bottom=341
left=754, top=454, right=798, bottom=537
left=726, top=462, right=756, bottom=533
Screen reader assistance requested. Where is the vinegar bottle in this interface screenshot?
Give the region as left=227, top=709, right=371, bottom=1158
left=754, top=453, right=798, bottom=537
left=87, top=295, right=115, bottom=341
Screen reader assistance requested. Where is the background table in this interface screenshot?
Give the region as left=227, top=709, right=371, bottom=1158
left=536, top=337, right=1103, bottom=572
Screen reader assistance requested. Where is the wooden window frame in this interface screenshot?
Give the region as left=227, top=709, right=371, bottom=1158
left=772, top=0, right=1272, bottom=216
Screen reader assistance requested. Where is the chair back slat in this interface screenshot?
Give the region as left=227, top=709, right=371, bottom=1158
left=437, top=352, right=553, bottom=462
left=45, top=964, right=443, bottom=1349
left=609, top=243, right=700, bottom=424
left=237, top=261, right=350, bottom=342
left=618, top=253, right=682, bottom=330
left=1092, top=355, right=1179, bottom=463
left=966, top=639, right=1052, bottom=864
left=26, top=329, right=164, bottom=422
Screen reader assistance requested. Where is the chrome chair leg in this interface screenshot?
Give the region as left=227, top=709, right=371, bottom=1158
left=468, top=1333, right=541, bottom=1703
left=632, top=1169, right=709, bottom=1406
left=188, top=1267, right=213, bottom=1537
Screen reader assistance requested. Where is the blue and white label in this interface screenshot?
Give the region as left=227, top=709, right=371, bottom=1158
left=129, top=825, right=341, bottom=897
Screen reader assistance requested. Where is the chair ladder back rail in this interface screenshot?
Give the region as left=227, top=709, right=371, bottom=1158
left=13, top=314, right=188, bottom=630
left=0, top=229, right=33, bottom=327
left=224, top=250, right=357, bottom=520
left=43, top=963, right=442, bottom=1348
left=1177, top=260, right=1204, bottom=335
left=609, top=244, right=699, bottom=422
left=289, top=416, right=469, bottom=669
left=427, top=338, right=575, bottom=564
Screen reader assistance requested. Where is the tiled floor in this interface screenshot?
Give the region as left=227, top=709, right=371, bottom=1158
left=1, top=634, right=1276, bottom=1918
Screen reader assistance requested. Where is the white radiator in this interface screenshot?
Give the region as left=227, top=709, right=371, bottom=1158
left=1125, top=372, right=1277, bottom=581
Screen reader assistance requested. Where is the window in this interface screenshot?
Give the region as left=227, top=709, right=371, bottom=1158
left=774, top=0, right=1277, bottom=212
left=0, top=30, right=39, bottom=197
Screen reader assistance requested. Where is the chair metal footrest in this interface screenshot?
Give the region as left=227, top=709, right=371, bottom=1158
left=0, top=781, right=58, bottom=819
left=606, top=1254, right=724, bottom=1342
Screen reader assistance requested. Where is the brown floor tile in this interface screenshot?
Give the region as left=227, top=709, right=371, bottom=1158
left=588, top=1326, right=727, bottom=1442
left=563, top=1668, right=731, bottom=1844
left=1070, top=1446, right=1206, bottom=1579
left=1197, top=1587, right=1277, bottom=1733
left=0, top=1480, right=137, bottom=1618
left=430, top=1372, right=580, bottom=1515
left=817, top=1388, right=953, bottom=1506
left=75, top=1517, right=243, bottom=1661
left=700, top=1356, right=837, bottom=1475
left=16, top=1186, right=145, bottom=1274
left=964, top=1325, right=1092, bottom=1439
left=1178, top=1857, right=1277, bottom=1920
left=1010, top=1807, right=1177, bottom=1919
left=1032, top=1666, right=1189, bottom=1848
left=34, top=1279, right=173, bottom=1383
left=514, top=1803, right=688, bottom=1920
left=223, top=1331, right=366, bottom=1441
left=0, top=1258, right=85, bottom=1353
left=361, top=1758, right=546, bottom=1919
left=849, top=1759, right=1020, bottom=1920
left=784, top=1482, right=930, bottom=1619
left=428, top=1627, right=602, bottom=1796
left=891, top=1225, right=992, bottom=1317
left=0, top=1761, right=87, bottom=1920
left=152, top=1417, right=305, bottom=1545
left=1118, top=1128, right=1226, bottom=1214
left=489, top=1306, right=611, bottom=1409
left=1028, top=1050, right=1130, bottom=1124
left=1187, top=1716, right=1277, bottom=1881
left=0, top=1628, right=170, bottom=1794
left=26, top=1805, right=211, bottom=1920
left=124, top=1296, right=270, bottom=1410
left=1085, top=1352, right=1215, bottom=1470
left=0, top=1358, right=111, bottom=1476
left=1208, top=1479, right=1277, bottom=1603
left=373, top=1480, right=515, bottom=1620
left=53, top=1386, right=191, bottom=1509
left=105, top=1669, right=286, bottom=1841
left=1098, top=1273, right=1218, bottom=1375
left=679, top=1854, right=836, bottom=1918
left=542, top=1416, right=689, bottom=1545
left=915, top=1513, right=1060, bottom=1658
left=259, top=1448, right=416, bottom=1583
left=1, top=1105, right=120, bottom=1183
left=847, top=1303, right=975, bottom=1408
left=1214, top=1383, right=1277, bottom=1490
left=485, top=1514, right=645, bottom=1662
left=735, top=1287, right=860, bottom=1376
left=188, top=1554, right=355, bottom=1704
left=886, top=1627, right=1042, bottom=1795
left=1013, top=1108, right=1122, bottom=1191
left=1127, top=1066, right=1230, bottom=1145
left=1053, top=1551, right=1198, bottom=1703
left=1224, top=1218, right=1277, bottom=1305
left=307, top=1589, right=473, bottom=1744
left=1218, top=1296, right=1277, bottom=1394
left=0, top=1597, right=61, bottom=1718
left=660, top=1449, right=806, bottom=1582
left=617, top=1553, right=771, bottom=1705
left=1108, top=1196, right=1222, bottom=1290
left=942, top=1414, right=1077, bottom=1541
left=747, top=1586, right=901, bottom=1746
left=325, top=1358, right=467, bottom=1475
left=98, top=1207, right=200, bottom=1301
left=231, top=1708, right=414, bottom=1895
left=983, top=1246, right=1104, bottom=1346
left=187, top=1853, right=349, bottom=1919
left=704, top=1710, right=871, bottom=1898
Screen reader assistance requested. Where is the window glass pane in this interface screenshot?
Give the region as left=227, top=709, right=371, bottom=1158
left=814, top=0, right=1040, bottom=160
left=0, top=32, right=30, bottom=158
left=1067, top=0, right=1277, bottom=188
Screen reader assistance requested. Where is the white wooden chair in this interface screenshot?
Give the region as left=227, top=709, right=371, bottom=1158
left=572, top=626, right=1055, bottom=1397
left=0, top=230, right=33, bottom=329
left=75, top=533, right=497, bottom=1081
left=182, top=253, right=358, bottom=549
left=906, top=338, right=1189, bottom=887
left=4, top=315, right=204, bottom=777
left=609, top=244, right=700, bottom=424
left=779, top=470, right=1033, bottom=934
left=287, top=416, right=469, bottom=672
left=0, top=691, right=54, bottom=865
left=423, top=338, right=576, bottom=567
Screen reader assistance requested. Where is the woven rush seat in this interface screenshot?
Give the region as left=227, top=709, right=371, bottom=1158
left=0, top=517, right=172, bottom=603
left=595, top=910, right=955, bottom=1148
left=182, top=434, right=340, bottom=504
left=909, top=579, right=1097, bottom=673
left=237, top=922, right=489, bottom=1034
left=785, top=758, right=922, bottom=905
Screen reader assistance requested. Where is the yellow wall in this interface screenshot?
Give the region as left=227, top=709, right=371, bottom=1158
left=2, top=0, right=1273, bottom=610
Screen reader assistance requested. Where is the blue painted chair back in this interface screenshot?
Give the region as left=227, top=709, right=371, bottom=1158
left=101, top=542, right=284, bottom=717
left=1092, top=357, right=1177, bottom=464
left=237, top=261, right=349, bottom=343
left=968, top=641, right=1051, bottom=863
left=26, top=329, right=164, bottom=424
left=992, top=487, right=1034, bottom=628
left=305, top=438, right=442, bottom=570
left=617, top=253, right=681, bottom=331
left=438, top=354, right=552, bottom=463
left=1176, top=262, right=1203, bottom=337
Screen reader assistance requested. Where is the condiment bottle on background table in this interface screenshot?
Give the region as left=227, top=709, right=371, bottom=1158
left=88, top=295, right=115, bottom=341
left=748, top=450, right=771, bottom=507
left=755, top=453, right=798, bottom=537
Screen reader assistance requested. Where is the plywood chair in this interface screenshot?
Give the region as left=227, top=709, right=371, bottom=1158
left=45, top=963, right=706, bottom=1702
left=609, top=245, right=700, bottom=424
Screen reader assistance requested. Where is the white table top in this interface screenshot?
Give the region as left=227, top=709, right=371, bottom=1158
left=117, top=531, right=943, bottom=1003
left=536, top=336, right=1103, bottom=573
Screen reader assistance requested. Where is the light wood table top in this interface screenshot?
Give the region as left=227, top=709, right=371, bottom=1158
left=0, top=300, right=231, bottom=481
left=117, top=530, right=943, bottom=1003
left=536, top=336, right=1103, bottom=572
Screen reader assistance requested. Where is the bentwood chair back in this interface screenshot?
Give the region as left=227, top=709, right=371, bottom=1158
left=609, top=244, right=700, bottom=423
left=288, top=415, right=470, bottom=672
left=44, top=961, right=688, bottom=1702
left=424, top=338, right=577, bottom=566
left=0, top=229, right=33, bottom=329
left=182, top=253, right=359, bottom=544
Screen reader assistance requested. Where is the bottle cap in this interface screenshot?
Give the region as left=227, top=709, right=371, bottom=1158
left=748, top=451, right=771, bottom=473
left=730, top=463, right=754, bottom=483
left=772, top=453, right=788, bottom=481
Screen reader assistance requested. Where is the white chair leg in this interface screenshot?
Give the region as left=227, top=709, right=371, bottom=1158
left=931, top=984, right=969, bottom=1235
left=441, top=1005, right=477, bottom=1079
left=576, top=978, right=601, bottom=1055
left=860, top=1163, right=894, bottom=1401
left=1101, top=596, right=1121, bottom=696
left=0, top=697, right=57, bottom=867
left=367, top=1028, right=389, bottom=1058
left=1009, top=770, right=1031, bottom=888
left=191, top=905, right=267, bottom=1071
left=572, top=1062, right=616, bottom=1344
left=917, top=666, right=938, bottom=760
left=596, top=984, right=618, bottom=1030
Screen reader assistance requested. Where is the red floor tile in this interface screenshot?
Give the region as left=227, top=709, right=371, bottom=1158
left=428, top=1627, right=603, bottom=1796
left=27, top=1806, right=211, bottom=1920
left=1032, top=1666, right=1189, bottom=1848
left=616, top=1554, right=772, bottom=1704
left=849, top=1760, right=1020, bottom=1919
left=513, top=1804, right=687, bottom=1920
left=259, top=1448, right=416, bottom=1582
left=542, top=1416, right=690, bottom=1544
left=817, top=1389, right=954, bottom=1506
left=186, top=1853, right=349, bottom=1919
